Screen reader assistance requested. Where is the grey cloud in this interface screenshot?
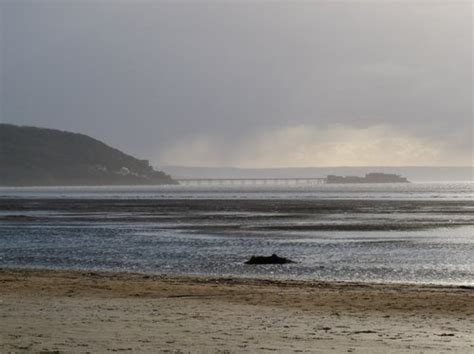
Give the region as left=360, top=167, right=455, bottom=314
left=1, top=1, right=471, bottom=166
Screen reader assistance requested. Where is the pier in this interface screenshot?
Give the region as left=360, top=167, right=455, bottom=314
left=176, top=177, right=327, bottom=186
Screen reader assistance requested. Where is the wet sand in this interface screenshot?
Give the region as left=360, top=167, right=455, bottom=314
left=1, top=268, right=473, bottom=353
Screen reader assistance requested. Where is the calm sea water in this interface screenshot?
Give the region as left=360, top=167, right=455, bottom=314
left=0, top=182, right=473, bottom=285
left=1, top=182, right=473, bottom=200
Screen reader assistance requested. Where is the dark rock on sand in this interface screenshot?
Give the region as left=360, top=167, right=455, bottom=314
left=245, top=254, right=295, bottom=265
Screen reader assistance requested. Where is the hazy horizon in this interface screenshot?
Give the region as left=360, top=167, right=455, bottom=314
left=159, top=165, right=473, bottom=181
left=1, top=1, right=472, bottom=168
left=161, top=164, right=473, bottom=169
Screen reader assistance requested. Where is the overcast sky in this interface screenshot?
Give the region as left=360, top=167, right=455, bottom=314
left=1, top=0, right=472, bottom=167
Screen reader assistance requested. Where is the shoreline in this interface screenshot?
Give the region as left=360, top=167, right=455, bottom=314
left=2, top=265, right=474, bottom=289
left=1, top=268, right=473, bottom=352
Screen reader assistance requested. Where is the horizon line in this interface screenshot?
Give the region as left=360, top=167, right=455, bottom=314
left=158, top=165, right=474, bottom=169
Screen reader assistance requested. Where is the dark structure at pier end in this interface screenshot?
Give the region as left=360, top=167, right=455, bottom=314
left=326, top=173, right=410, bottom=184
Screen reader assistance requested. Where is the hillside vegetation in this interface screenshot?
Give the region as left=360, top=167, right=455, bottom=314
left=0, top=124, right=175, bottom=186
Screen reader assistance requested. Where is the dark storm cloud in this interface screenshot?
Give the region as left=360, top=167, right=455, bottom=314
left=1, top=1, right=472, bottom=166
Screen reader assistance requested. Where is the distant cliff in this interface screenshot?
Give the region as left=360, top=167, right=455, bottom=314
left=0, top=124, right=176, bottom=186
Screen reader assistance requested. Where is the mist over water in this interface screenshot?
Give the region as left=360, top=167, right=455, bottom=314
left=0, top=182, right=473, bottom=285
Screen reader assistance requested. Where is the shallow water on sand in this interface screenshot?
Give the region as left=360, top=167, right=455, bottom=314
left=1, top=182, right=473, bottom=200
left=0, top=183, right=473, bottom=285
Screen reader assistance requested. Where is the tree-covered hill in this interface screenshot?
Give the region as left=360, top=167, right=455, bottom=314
left=0, top=124, right=175, bottom=186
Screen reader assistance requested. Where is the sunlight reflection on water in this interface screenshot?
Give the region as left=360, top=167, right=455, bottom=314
left=0, top=183, right=473, bottom=285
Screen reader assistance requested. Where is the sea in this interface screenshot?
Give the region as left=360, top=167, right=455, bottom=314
left=0, top=182, right=473, bottom=286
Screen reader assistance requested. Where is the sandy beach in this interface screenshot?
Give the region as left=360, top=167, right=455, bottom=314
left=0, top=268, right=472, bottom=353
